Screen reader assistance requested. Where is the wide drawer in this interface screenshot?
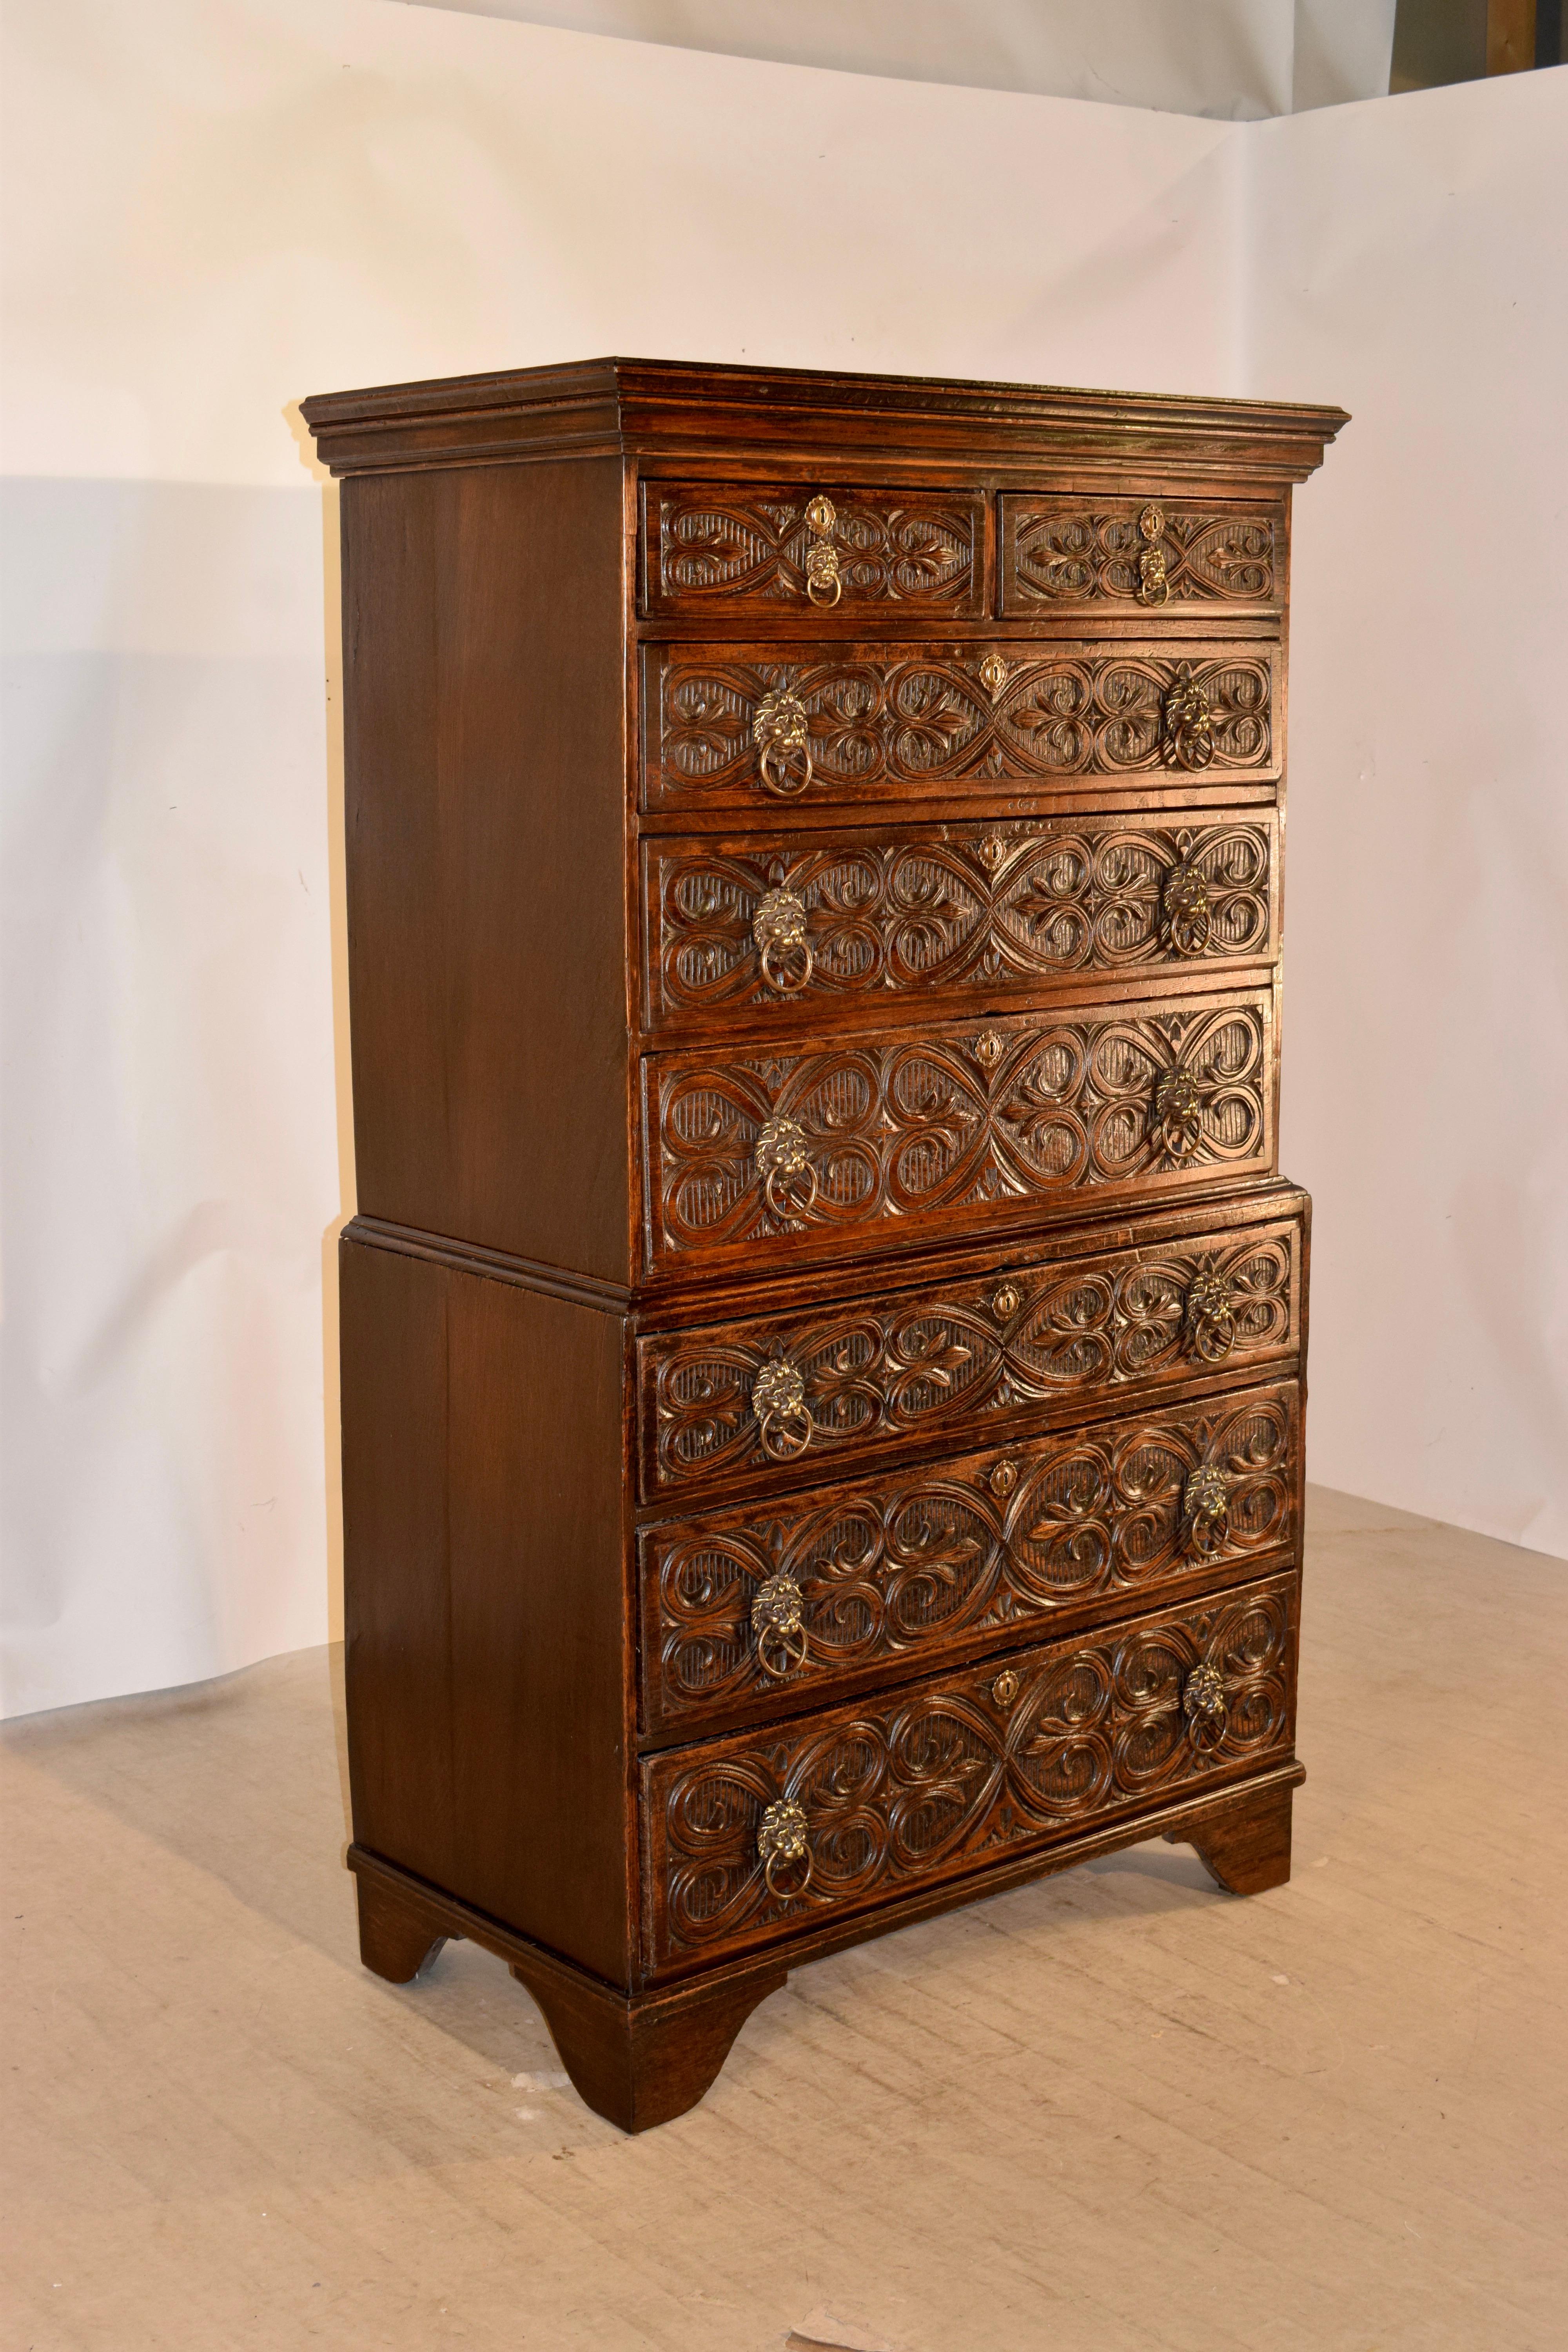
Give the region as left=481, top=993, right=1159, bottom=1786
left=642, top=1569, right=1299, bottom=1971
left=642, top=984, right=1276, bottom=1274
left=999, top=493, right=1284, bottom=616
left=641, top=481, right=987, bottom=619
left=641, top=811, right=1279, bottom=1033
left=640, top=1377, right=1301, bottom=1740
left=641, top=641, right=1280, bottom=815
left=636, top=1205, right=1303, bottom=1503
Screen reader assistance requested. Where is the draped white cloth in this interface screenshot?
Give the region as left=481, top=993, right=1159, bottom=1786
left=2, top=0, right=1563, bottom=1715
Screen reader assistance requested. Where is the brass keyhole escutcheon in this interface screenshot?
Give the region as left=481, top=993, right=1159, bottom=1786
left=992, top=1669, right=1021, bottom=1707
left=989, top=1458, right=1018, bottom=1499
left=992, top=1283, right=1021, bottom=1322
left=803, top=494, right=842, bottom=607
left=1137, top=501, right=1171, bottom=606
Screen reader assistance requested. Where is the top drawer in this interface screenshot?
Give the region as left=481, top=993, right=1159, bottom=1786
left=642, top=482, right=987, bottom=620
left=1000, top=494, right=1283, bottom=617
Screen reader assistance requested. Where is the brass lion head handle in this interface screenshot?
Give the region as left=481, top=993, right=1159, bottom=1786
left=1182, top=1268, right=1237, bottom=1363
left=752, top=1571, right=809, bottom=1680
left=1182, top=1661, right=1228, bottom=1749
left=1161, top=860, right=1212, bottom=956
left=752, top=1356, right=813, bottom=1462
left=1137, top=502, right=1171, bottom=606
left=1162, top=662, right=1215, bottom=770
left=1180, top=1465, right=1234, bottom=1559
left=1153, top=1066, right=1205, bottom=1163
left=757, top=1798, right=814, bottom=1900
left=752, top=687, right=813, bottom=797
left=803, top=494, right=842, bottom=607
left=753, top=887, right=814, bottom=994
left=756, top=1115, right=818, bottom=1223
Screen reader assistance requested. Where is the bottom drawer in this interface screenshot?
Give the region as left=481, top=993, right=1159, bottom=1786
left=642, top=1570, right=1298, bottom=1972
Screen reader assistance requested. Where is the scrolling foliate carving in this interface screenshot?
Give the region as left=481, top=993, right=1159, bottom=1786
left=648, top=486, right=981, bottom=611
left=649, top=998, right=1270, bottom=1261
left=644, top=1579, right=1296, bottom=1961
left=648, top=645, right=1276, bottom=806
left=639, top=1223, right=1299, bottom=1496
left=1007, top=501, right=1278, bottom=606
left=646, top=820, right=1275, bottom=1025
left=642, top=1386, right=1300, bottom=1727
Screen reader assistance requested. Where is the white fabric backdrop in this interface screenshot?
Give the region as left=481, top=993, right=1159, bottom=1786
left=2, top=0, right=1563, bottom=1715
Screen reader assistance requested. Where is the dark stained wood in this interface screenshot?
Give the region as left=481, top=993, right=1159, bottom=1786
left=641, top=1571, right=1298, bottom=1972
left=340, top=1237, right=633, bottom=1982
left=341, top=456, right=632, bottom=1282
left=641, top=639, right=1283, bottom=817
left=635, top=1202, right=1305, bottom=1507
left=307, top=359, right=1341, bottom=2131
left=1169, top=1771, right=1296, bottom=1894
left=639, top=810, right=1281, bottom=1037
left=637, top=1376, right=1303, bottom=1742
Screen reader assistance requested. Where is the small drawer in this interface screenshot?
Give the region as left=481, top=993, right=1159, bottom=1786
left=641, top=812, right=1280, bottom=1033
left=639, top=1377, right=1301, bottom=1739
left=642, top=984, right=1276, bottom=1276
left=1000, top=494, right=1283, bottom=616
left=635, top=1204, right=1303, bottom=1503
left=641, top=641, right=1280, bottom=815
left=641, top=481, right=986, bottom=619
left=642, top=1568, right=1299, bottom=1970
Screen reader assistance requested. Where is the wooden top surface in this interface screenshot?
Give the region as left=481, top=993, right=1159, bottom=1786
left=301, top=356, right=1348, bottom=481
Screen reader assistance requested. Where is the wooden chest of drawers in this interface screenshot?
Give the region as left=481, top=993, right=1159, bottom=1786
left=302, top=361, right=1345, bottom=2133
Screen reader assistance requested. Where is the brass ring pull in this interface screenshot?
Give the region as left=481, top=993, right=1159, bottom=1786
left=753, top=888, right=814, bottom=995
left=1153, top=1066, right=1204, bottom=1163
left=752, top=688, right=813, bottom=798
left=804, top=494, right=842, bottom=607
left=1162, top=663, right=1215, bottom=770
left=752, top=1572, right=809, bottom=1680
left=758, top=1799, right=813, bottom=1901
left=1182, top=1270, right=1237, bottom=1363
left=1180, top=1466, right=1233, bottom=1561
left=1182, top=1661, right=1228, bottom=1749
left=757, top=1116, right=818, bottom=1223
left=752, top=1357, right=813, bottom=1461
left=1137, top=503, right=1171, bottom=606
left=1161, top=863, right=1212, bottom=957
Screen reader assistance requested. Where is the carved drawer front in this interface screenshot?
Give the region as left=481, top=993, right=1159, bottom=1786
left=636, top=1210, right=1302, bottom=1503
left=643, top=985, right=1276, bottom=1274
left=642, top=641, right=1279, bottom=813
left=642, top=814, right=1279, bottom=1032
left=1000, top=495, right=1283, bottom=615
left=642, top=1570, right=1299, bottom=1969
left=641, top=482, right=985, bottom=619
left=640, top=1379, right=1301, bottom=1738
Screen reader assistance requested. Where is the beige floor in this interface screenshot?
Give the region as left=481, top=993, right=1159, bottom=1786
left=3, top=1488, right=1564, bottom=2352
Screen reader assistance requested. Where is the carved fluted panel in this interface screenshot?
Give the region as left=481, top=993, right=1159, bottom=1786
left=643, top=643, right=1279, bottom=810
left=646, top=992, right=1273, bottom=1267
left=1001, top=497, right=1281, bottom=609
left=643, top=485, right=985, bottom=616
left=643, top=1575, right=1298, bottom=1964
left=636, top=1215, right=1301, bottom=1500
left=641, top=1383, right=1301, bottom=1732
left=643, top=818, right=1278, bottom=1028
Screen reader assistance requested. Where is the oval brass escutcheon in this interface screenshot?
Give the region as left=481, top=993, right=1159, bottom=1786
left=992, top=1669, right=1021, bottom=1707
left=989, top=1458, right=1019, bottom=1498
